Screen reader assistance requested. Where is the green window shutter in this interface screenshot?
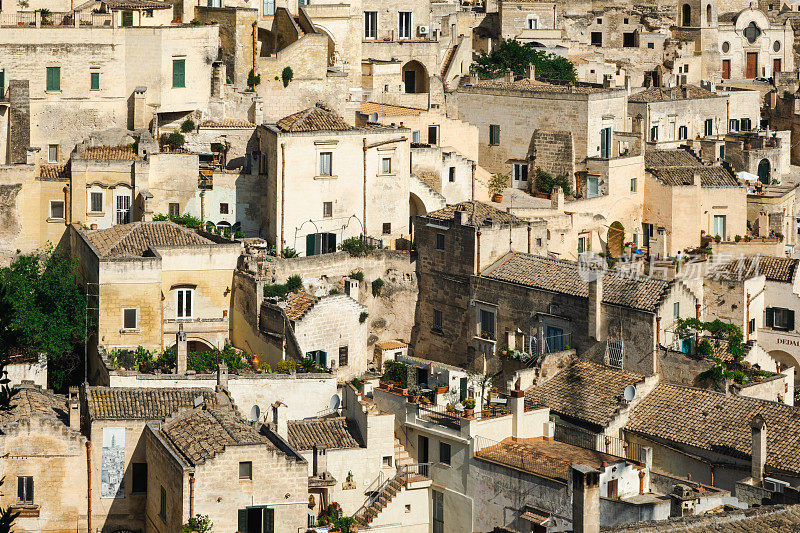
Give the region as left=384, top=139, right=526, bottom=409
left=305, top=233, right=316, bottom=256
left=789, top=310, right=795, bottom=331
left=319, top=350, right=327, bottom=367
left=0, top=70, right=4, bottom=100
left=90, top=72, right=100, bottom=90
left=173, top=59, right=185, bottom=88
left=263, top=508, right=275, bottom=533
left=766, top=308, right=774, bottom=328
left=238, top=509, right=248, bottom=532
left=46, top=67, right=60, bottom=91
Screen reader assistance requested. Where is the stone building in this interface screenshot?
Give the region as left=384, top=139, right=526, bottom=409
left=145, top=404, right=308, bottom=533
left=256, top=103, right=412, bottom=252
left=0, top=384, right=88, bottom=532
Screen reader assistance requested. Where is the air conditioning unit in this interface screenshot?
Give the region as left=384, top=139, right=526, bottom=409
left=764, top=477, right=790, bottom=493
left=418, top=25, right=430, bottom=35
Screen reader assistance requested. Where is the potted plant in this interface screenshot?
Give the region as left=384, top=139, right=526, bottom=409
left=462, top=397, right=476, bottom=417
left=408, top=385, right=421, bottom=403
left=420, top=396, right=431, bottom=405
left=489, top=172, right=509, bottom=203
left=435, top=384, right=449, bottom=394
left=446, top=403, right=456, bottom=413
left=400, top=386, right=409, bottom=396
left=499, top=344, right=509, bottom=357
left=378, top=381, right=389, bottom=390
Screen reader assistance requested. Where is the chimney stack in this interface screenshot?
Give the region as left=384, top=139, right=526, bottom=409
left=68, top=387, right=80, bottom=430
left=313, top=444, right=328, bottom=477
left=588, top=274, right=604, bottom=341
left=132, top=86, right=148, bottom=130
left=453, top=208, right=464, bottom=226
left=504, top=69, right=514, bottom=83
left=751, top=414, right=767, bottom=484
left=551, top=186, right=564, bottom=211
left=572, top=465, right=601, bottom=533
left=217, top=362, right=229, bottom=390
left=510, top=377, right=526, bottom=438
left=527, top=63, right=536, bottom=81
left=176, top=323, right=187, bottom=374
left=272, top=401, right=288, bottom=438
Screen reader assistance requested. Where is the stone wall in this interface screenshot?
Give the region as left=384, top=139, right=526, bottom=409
left=532, top=130, right=574, bottom=179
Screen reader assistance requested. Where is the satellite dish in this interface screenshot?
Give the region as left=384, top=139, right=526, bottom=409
left=250, top=405, right=261, bottom=422
left=329, top=394, right=341, bottom=411
left=623, top=385, right=637, bottom=403
left=369, top=112, right=379, bottom=123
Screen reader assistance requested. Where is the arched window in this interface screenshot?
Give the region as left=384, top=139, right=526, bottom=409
left=706, top=4, right=712, bottom=25
left=682, top=4, right=691, bottom=26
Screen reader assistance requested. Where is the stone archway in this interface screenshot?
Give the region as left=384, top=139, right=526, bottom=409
left=682, top=3, right=691, bottom=26
left=607, top=221, right=625, bottom=258
left=402, top=60, right=429, bottom=94
left=769, top=349, right=800, bottom=384
left=758, top=159, right=771, bottom=185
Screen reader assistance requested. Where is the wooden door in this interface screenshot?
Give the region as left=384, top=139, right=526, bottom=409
left=722, top=59, right=730, bottom=80
left=746, top=52, right=758, bottom=79
left=774, top=58, right=781, bottom=76
left=608, top=478, right=619, bottom=499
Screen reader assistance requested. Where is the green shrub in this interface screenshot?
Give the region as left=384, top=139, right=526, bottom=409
left=187, top=344, right=246, bottom=373
left=180, top=119, right=196, bottom=133
left=696, top=338, right=713, bottom=357
left=351, top=377, right=363, bottom=391
left=382, top=360, right=408, bottom=388
left=329, top=287, right=340, bottom=295
left=264, top=275, right=303, bottom=298
left=299, top=357, right=318, bottom=372
left=285, top=274, right=302, bottom=292
left=163, top=132, right=185, bottom=150
left=461, top=396, right=476, bottom=409
left=359, top=311, right=369, bottom=324
left=349, top=270, right=364, bottom=282
left=281, top=66, right=294, bottom=87
left=40, top=8, right=52, bottom=24
left=734, top=235, right=742, bottom=242
left=489, top=173, right=509, bottom=196
left=535, top=168, right=572, bottom=196
left=247, top=68, right=261, bottom=90
left=281, top=247, right=299, bottom=258
left=371, top=278, right=384, bottom=296
left=276, top=359, right=296, bottom=374
left=182, top=514, right=213, bottom=533
left=714, top=234, right=722, bottom=243
left=339, top=238, right=374, bottom=257
left=190, top=18, right=202, bottom=25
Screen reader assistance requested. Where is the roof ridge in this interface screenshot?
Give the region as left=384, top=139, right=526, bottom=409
left=103, top=222, right=140, bottom=255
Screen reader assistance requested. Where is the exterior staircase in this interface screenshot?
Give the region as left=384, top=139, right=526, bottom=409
left=354, top=463, right=430, bottom=528
left=394, top=437, right=413, bottom=468
left=441, top=44, right=456, bottom=76
left=410, top=174, right=446, bottom=213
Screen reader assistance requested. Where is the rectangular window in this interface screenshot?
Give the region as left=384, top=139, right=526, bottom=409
left=678, top=125, right=687, bottom=140
left=578, top=236, right=587, bottom=254
left=741, top=118, right=752, bottom=131
left=767, top=307, right=795, bottom=331
left=489, top=124, right=500, bottom=145
left=90, top=71, right=100, bottom=91
left=159, top=486, right=166, bottom=521
left=591, top=32, right=602, bottom=46
left=673, top=302, right=680, bottom=319
left=132, top=463, right=147, bottom=493
left=172, top=59, right=186, bottom=88
left=364, top=11, right=377, bottom=39
left=600, top=127, right=611, bottom=158
left=479, top=308, right=495, bottom=340
left=647, top=42, right=654, bottom=49
left=439, top=442, right=451, bottom=465
left=48, top=144, right=58, bottom=163
left=704, top=118, right=714, bottom=136
left=382, top=222, right=391, bottom=235
left=729, top=119, right=740, bottom=132
left=219, top=203, right=229, bottom=214
left=381, top=157, right=392, bottom=174
left=435, top=233, right=445, bottom=251
left=122, top=308, right=138, bottom=330
left=749, top=318, right=756, bottom=334
left=412, top=131, right=420, bottom=143
left=116, top=194, right=131, bottom=225
left=630, top=178, right=637, bottom=193
left=319, top=152, right=333, bottom=176
left=239, top=461, right=253, bottom=480
left=587, top=176, right=599, bottom=198
left=176, top=288, right=193, bottom=319
left=623, top=32, right=635, bottom=47
left=0, top=70, right=5, bottom=101
left=17, top=476, right=33, bottom=504
left=433, top=309, right=442, bottom=332
left=90, top=192, right=103, bottom=212
left=338, top=345, right=348, bottom=367
left=713, top=215, right=726, bottom=240
left=323, top=201, right=332, bottom=218
left=399, top=11, right=412, bottom=39
left=448, top=166, right=456, bottom=182
left=650, top=125, right=658, bottom=142
left=720, top=145, right=725, bottom=160
left=49, top=200, right=65, bottom=220
left=46, top=66, right=60, bottom=91
left=382, top=455, right=393, bottom=467
left=513, top=162, right=528, bottom=184
left=427, top=125, right=439, bottom=145
left=168, top=202, right=180, bottom=217
left=527, top=17, right=538, bottom=29
left=263, top=0, right=275, bottom=15
left=433, top=491, right=444, bottom=533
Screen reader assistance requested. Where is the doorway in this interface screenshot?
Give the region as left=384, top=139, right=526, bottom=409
left=758, top=158, right=771, bottom=184
left=746, top=52, right=758, bottom=79
left=722, top=59, right=730, bottom=79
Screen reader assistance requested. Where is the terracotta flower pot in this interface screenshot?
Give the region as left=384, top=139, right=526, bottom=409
left=435, top=385, right=449, bottom=394
left=492, top=193, right=503, bottom=203
left=379, top=381, right=388, bottom=390
left=464, top=408, right=475, bottom=418
left=410, top=395, right=420, bottom=403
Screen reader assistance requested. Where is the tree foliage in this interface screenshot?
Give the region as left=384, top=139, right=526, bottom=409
left=0, top=247, right=86, bottom=390
left=182, top=514, right=213, bottom=533
left=473, top=40, right=576, bottom=81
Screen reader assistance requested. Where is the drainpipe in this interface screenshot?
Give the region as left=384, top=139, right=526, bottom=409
left=280, top=143, right=286, bottom=250
left=476, top=230, right=481, bottom=275
left=64, top=184, right=71, bottom=225
left=471, top=163, right=476, bottom=201
left=527, top=224, right=531, bottom=253
left=656, top=316, right=661, bottom=345
left=252, top=21, right=258, bottom=72
left=189, top=473, right=195, bottom=517
left=86, top=440, right=92, bottom=533
left=746, top=292, right=751, bottom=341
left=363, top=138, right=368, bottom=236
left=695, top=303, right=701, bottom=345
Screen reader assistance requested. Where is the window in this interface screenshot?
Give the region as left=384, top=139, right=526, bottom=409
left=749, top=318, right=756, bottom=334
left=172, top=59, right=186, bottom=88
left=439, top=442, right=451, bottom=465
left=116, top=194, right=131, bottom=225
left=399, top=11, right=411, bottom=39
left=650, top=125, right=658, bottom=142
left=159, top=486, right=166, bottom=521
left=536, top=238, right=542, bottom=247
left=122, top=308, right=138, bottom=330
left=647, top=42, right=654, bottom=49
left=323, top=201, right=332, bottom=218
left=630, top=178, right=637, bottom=193
left=729, top=119, right=739, bottom=132
left=704, top=118, right=714, bottom=136
left=48, top=144, right=58, bottom=163
left=319, top=152, right=333, bottom=176
left=489, top=124, right=500, bottom=145
left=435, top=233, right=445, bottom=251
left=132, top=463, right=147, bottom=494
left=591, top=32, right=602, bottom=46
left=121, top=10, right=133, bottom=26
left=673, top=302, right=680, bottom=319
left=382, top=222, right=391, bottom=235
left=238, top=506, right=275, bottom=532
left=624, top=17, right=629, bottom=24
left=90, top=71, right=100, bottom=90
left=0, top=70, right=5, bottom=101
left=412, top=131, right=420, bottom=143
left=578, top=236, right=588, bottom=254
left=219, top=203, right=229, bottom=215
left=263, top=0, right=275, bottom=15
left=479, top=308, right=495, bottom=340
left=774, top=40, right=781, bottom=52
left=176, top=288, right=193, bottom=319
left=527, top=15, right=538, bottom=29
left=719, top=145, right=725, bottom=160
left=678, top=125, right=687, bottom=140
left=427, top=125, right=439, bottom=145
left=433, top=309, right=442, bottom=332
left=381, top=157, right=392, bottom=174
left=17, top=476, right=33, bottom=504
left=623, top=32, right=635, bottom=47
left=46, top=66, right=60, bottom=91
left=364, top=11, right=377, bottom=38
left=741, top=118, right=752, bottom=131
left=596, top=18, right=602, bottom=24
left=433, top=491, right=444, bottom=533
left=721, top=41, right=730, bottom=53
left=239, top=461, right=253, bottom=480
left=145, top=8, right=154, bottom=16
left=513, top=162, right=528, bottom=184
left=168, top=202, right=180, bottom=216
left=49, top=200, right=65, bottom=220
left=600, top=127, right=611, bottom=158
left=338, top=345, right=348, bottom=367
left=713, top=215, right=726, bottom=240
left=382, top=455, right=393, bottom=467
left=767, top=307, right=795, bottom=331
left=587, top=176, right=599, bottom=198
left=90, top=192, right=103, bottom=212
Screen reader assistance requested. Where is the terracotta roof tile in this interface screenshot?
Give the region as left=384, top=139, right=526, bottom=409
left=461, top=77, right=617, bottom=95
left=629, top=85, right=719, bottom=103
left=360, top=101, right=425, bottom=117
left=645, top=149, right=740, bottom=187
left=712, top=255, right=797, bottom=283
left=283, top=291, right=318, bottom=320
left=525, top=360, right=644, bottom=429
left=375, top=340, right=408, bottom=350
left=86, top=387, right=216, bottom=420
left=482, top=252, right=673, bottom=312
left=200, top=119, right=256, bottom=129
left=104, top=0, right=172, bottom=9
left=427, top=201, right=524, bottom=226
left=81, top=145, right=141, bottom=161
left=161, top=407, right=273, bottom=466
left=83, top=221, right=213, bottom=258
left=287, top=417, right=361, bottom=450
left=276, top=104, right=354, bottom=133
left=626, top=383, right=800, bottom=475
left=0, top=385, right=68, bottom=429
left=604, top=504, right=800, bottom=531
left=38, top=164, right=69, bottom=180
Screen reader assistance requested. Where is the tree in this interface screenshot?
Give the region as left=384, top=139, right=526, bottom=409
left=0, top=285, right=20, bottom=532
left=473, top=39, right=576, bottom=82
left=182, top=514, right=213, bottom=533
left=0, top=247, right=87, bottom=390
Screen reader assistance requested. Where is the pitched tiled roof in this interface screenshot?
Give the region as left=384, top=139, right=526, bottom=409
left=287, top=417, right=361, bottom=450
left=83, top=221, right=213, bottom=258
left=626, top=384, right=800, bottom=475
left=604, top=504, right=800, bottom=532
left=0, top=385, right=68, bottom=428
left=104, top=0, right=172, bottom=9
left=482, top=253, right=673, bottom=312
left=200, top=119, right=256, bottom=128
left=462, top=77, right=615, bottom=95
left=525, top=360, right=644, bottom=429
left=645, top=149, right=739, bottom=187
left=86, top=387, right=217, bottom=420
left=375, top=340, right=408, bottom=350
left=276, top=104, right=354, bottom=133
left=427, top=201, right=524, bottom=227
left=283, top=291, right=318, bottom=320
left=160, top=407, right=273, bottom=466
left=360, top=101, right=425, bottom=117
left=38, top=164, right=69, bottom=180
left=629, top=85, right=719, bottom=103
left=81, top=145, right=141, bottom=161
left=712, top=255, right=798, bottom=283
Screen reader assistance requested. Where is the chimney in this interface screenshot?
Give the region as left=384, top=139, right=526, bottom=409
left=571, top=465, right=601, bottom=533
left=588, top=275, right=604, bottom=341
left=272, top=401, right=288, bottom=438
left=527, top=63, right=536, bottom=81
left=176, top=323, right=187, bottom=374
left=624, top=76, right=631, bottom=94
left=251, top=97, right=264, bottom=125
left=551, top=186, right=564, bottom=211
left=313, top=444, right=328, bottom=477
left=132, top=86, right=148, bottom=130
left=68, top=387, right=80, bottom=430
left=640, top=446, right=653, bottom=470
left=216, top=362, right=229, bottom=390
left=751, top=414, right=767, bottom=484
left=211, top=61, right=223, bottom=98
left=504, top=69, right=514, bottom=83
left=693, top=173, right=702, bottom=187
left=453, top=208, right=464, bottom=226
left=469, top=71, right=479, bottom=85
left=682, top=85, right=688, bottom=99
left=757, top=210, right=769, bottom=237
left=510, top=377, right=525, bottom=438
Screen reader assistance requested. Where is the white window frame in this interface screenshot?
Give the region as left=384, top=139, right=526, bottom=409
left=587, top=176, right=599, bottom=198
left=513, top=162, right=528, bottom=184
left=176, top=288, right=194, bottom=319
left=381, top=156, right=392, bottom=174
left=318, top=151, right=333, bottom=177
left=364, top=10, right=377, bottom=39
left=578, top=235, right=588, bottom=254
left=89, top=191, right=104, bottom=213
left=115, top=192, right=132, bottom=225
left=398, top=11, right=412, bottom=40
left=48, top=144, right=58, bottom=163
left=263, top=0, right=275, bottom=16
left=49, top=199, right=65, bottom=220
left=121, top=307, right=139, bottom=331
left=673, top=301, right=680, bottom=319
left=527, top=15, right=539, bottom=29
left=323, top=201, right=333, bottom=218
left=630, top=178, right=637, bottom=193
